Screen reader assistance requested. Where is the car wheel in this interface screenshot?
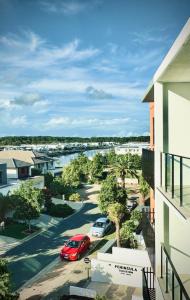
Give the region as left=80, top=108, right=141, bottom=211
left=77, top=253, right=81, bottom=260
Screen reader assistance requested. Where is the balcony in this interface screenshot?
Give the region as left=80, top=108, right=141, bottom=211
left=160, top=152, right=190, bottom=218
left=142, top=148, right=154, bottom=188
left=159, top=245, right=190, bottom=300
left=142, top=267, right=155, bottom=300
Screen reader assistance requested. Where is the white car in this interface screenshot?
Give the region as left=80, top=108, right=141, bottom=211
left=90, top=217, right=112, bottom=237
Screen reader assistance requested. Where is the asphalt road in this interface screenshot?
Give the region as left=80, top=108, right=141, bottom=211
left=5, top=202, right=100, bottom=291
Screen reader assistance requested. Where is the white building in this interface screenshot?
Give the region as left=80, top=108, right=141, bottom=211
left=142, top=19, right=190, bottom=300
left=115, top=142, right=149, bottom=156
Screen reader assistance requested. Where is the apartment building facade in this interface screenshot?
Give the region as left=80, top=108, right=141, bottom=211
left=142, top=19, right=190, bottom=300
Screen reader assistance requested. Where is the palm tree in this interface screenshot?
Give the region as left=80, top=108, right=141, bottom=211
left=139, top=176, right=150, bottom=205
left=113, top=154, right=138, bottom=189
left=107, top=202, right=125, bottom=247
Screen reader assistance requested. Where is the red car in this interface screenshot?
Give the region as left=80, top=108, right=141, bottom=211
left=60, top=234, right=90, bottom=261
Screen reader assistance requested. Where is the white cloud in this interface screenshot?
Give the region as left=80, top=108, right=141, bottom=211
left=0, top=33, right=100, bottom=69
left=131, top=29, right=169, bottom=45
left=86, top=86, right=113, bottom=99
left=0, top=99, right=15, bottom=110
left=14, top=93, right=45, bottom=106
left=40, top=0, right=102, bottom=15
left=29, top=79, right=144, bottom=99
left=45, top=116, right=130, bottom=129
left=0, top=31, right=44, bottom=53
left=11, top=116, right=28, bottom=127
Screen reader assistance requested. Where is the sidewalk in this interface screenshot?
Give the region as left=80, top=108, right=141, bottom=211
left=0, top=235, right=19, bottom=255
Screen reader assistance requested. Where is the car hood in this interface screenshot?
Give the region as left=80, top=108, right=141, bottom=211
left=61, top=246, right=78, bottom=255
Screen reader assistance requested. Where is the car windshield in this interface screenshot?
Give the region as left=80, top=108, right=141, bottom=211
left=66, top=240, right=80, bottom=248
left=93, top=222, right=105, bottom=228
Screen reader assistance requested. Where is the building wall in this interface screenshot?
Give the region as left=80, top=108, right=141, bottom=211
left=154, top=81, right=190, bottom=298
left=7, top=168, right=18, bottom=179
left=166, top=83, right=190, bottom=157
left=149, top=102, right=155, bottom=150
left=0, top=163, right=7, bottom=185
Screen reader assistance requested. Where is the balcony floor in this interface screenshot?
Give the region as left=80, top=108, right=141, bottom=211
left=159, top=186, right=190, bottom=219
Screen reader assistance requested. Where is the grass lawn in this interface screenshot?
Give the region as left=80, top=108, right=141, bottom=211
left=0, top=222, right=39, bottom=240
left=89, top=228, right=116, bottom=256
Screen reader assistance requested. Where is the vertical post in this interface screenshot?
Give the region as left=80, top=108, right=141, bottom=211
left=172, top=271, right=174, bottom=300
left=172, top=155, right=174, bottom=198
left=161, top=246, right=163, bottom=279
left=166, top=257, right=169, bottom=293
left=180, top=157, right=183, bottom=207
left=165, top=153, right=168, bottom=192
left=180, top=286, right=182, bottom=300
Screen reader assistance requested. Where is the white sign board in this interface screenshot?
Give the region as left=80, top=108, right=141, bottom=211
left=91, top=259, right=142, bottom=288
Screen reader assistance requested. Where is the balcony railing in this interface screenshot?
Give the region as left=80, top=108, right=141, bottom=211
left=161, top=245, right=190, bottom=300
left=142, top=267, right=155, bottom=300
left=142, top=148, right=154, bottom=188
left=161, top=152, right=190, bottom=211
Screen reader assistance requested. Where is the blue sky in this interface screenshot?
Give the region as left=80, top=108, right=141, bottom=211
left=0, top=0, right=189, bottom=137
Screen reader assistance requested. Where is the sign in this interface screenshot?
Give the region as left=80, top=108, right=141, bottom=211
left=84, top=257, right=91, bottom=264
left=91, top=259, right=142, bottom=288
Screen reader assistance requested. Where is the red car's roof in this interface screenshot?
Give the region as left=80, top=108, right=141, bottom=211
left=70, top=234, right=87, bottom=241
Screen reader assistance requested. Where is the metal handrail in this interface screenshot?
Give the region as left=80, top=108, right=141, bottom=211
left=161, top=245, right=190, bottom=300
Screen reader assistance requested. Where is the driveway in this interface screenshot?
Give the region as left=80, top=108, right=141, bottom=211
left=5, top=185, right=101, bottom=291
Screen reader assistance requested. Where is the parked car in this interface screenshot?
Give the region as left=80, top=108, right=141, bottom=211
left=90, top=217, right=112, bottom=237
left=60, top=234, right=90, bottom=261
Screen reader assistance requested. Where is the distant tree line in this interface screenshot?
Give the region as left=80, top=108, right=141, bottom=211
left=0, top=135, right=150, bottom=146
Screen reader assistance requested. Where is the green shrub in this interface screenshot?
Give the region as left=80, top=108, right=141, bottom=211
left=120, top=224, right=138, bottom=249
left=46, top=203, right=74, bottom=218
left=69, top=193, right=81, bottom=202
left=130, top=210, right=142, bottom=222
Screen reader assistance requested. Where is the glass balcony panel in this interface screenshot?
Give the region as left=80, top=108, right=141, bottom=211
left=167, top=262, right=173, bottom=293
left=174, top=156, right=180, bottom=199
left=182, top=157, right=190, bottom=210
left=174, top=276, right=181, bottom=300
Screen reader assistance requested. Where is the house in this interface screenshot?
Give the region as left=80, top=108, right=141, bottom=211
left=0, top=150, right=54, bottom=175
left=0, top=163, right=7, bottom=185
left=0, top=158, right=32, bottom=179
left=142, top=19, right=190, bottom=300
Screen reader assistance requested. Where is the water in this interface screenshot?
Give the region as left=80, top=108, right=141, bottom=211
left=54, top=148, right=111, bottom=168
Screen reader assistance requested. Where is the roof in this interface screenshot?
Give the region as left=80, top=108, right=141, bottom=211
left=143, top=18, right=190, bottom=102
left=0, top=158, right=31, bottom=169
left=95, top=217, right=108, bottom=223
left=0, top=150, right=53, bottom=165
left=33, top=157, right=53, bottom=165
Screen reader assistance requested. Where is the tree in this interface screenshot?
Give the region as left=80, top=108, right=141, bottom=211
left=13, top=181, right=44, bottom=231
left=98, top=175, right=127, bottom=214
left=76, top=153, right=90, bottom=180
left=69, top=193, right=81, bottom=202
left=139, top=176, right=150, bottom=205
left=44, top=172, right=54, bottom=189
left=104, top=149, right=117, bottom=166
left=0, top=258, right=19, bottom=299
left=89, top=153, right=104, bottom=181
left=0, top=194, right=11, bottom=221
left=113, top=154, right=138, bottom=189
left=120, top=222, right=138, bottom=249
left=108, top=203, right=125, bottom=247
left=62, top=160, right=82, bottom=188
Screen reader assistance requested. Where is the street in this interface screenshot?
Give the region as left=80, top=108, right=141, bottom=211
left=6, top=197, right=100, bottom=291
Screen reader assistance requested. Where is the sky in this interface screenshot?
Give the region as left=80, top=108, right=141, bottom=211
left=0, top=0, right=189, bottom=137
